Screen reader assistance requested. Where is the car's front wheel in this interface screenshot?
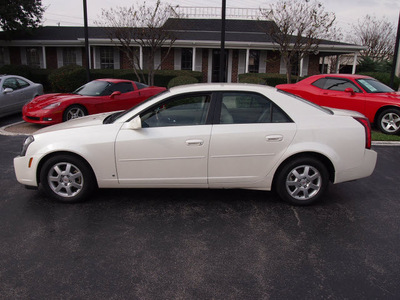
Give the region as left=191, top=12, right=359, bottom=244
left=63, top=105, right=87, bottom=122
left=377, top=108, right=400, bottom=135
left=40, top=154, right=96, bottom=203
left=275, top=156, right=329, bottom=205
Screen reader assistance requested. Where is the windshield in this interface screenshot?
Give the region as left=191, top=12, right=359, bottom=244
left=73, top=81, right=112, bottom=96
left=356, top=79, right=394, bottom=93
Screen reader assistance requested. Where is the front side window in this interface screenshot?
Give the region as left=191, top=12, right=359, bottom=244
left=248, top=50, right=260, bottom=73
left=3, top=78, right=19, bottom=90
left=63, top=48, right=77, bottom=66
left=100, top=47, right=114, bottom=69
left=141, top=94, right=211, bottom=127
left=181, top=48, right=193, bottom=71
left=220, top=92, right=291, bottom=124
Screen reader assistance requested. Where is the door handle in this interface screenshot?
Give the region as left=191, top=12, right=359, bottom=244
left=186, top=139, right=204, bottom=146
left=266, top=135, right=283, bottom=142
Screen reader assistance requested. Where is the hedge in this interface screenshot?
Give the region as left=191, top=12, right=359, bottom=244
left=238, top=73, right=301, bottom=86
left=167, top=76, right=199, bottom=88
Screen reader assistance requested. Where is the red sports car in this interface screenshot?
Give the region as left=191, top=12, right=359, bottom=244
left=276, top=74, right=400, bottom=135
left=23, top=78, right=166, bottom=125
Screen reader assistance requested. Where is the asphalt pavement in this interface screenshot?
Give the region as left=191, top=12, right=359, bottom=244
left=1, top=113, right=400, bottom=299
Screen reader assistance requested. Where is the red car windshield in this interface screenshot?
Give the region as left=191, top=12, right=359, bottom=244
left=73, top=81, right=112, bottom=96
left=356, top=79, right=394, bottom=93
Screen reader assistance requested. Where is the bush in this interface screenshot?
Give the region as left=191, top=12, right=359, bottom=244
left=167, top=76, right=199, bottom=88
left=0, top=64, right=52, bottom=91
left=357, top=72, right=400, bottom=91
left=238, top=73, right=300, bottom=86
left=48, top=65, right=87, bottom=92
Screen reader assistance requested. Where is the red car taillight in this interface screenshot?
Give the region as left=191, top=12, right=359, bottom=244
left=354, top=117, right=372, bottom=149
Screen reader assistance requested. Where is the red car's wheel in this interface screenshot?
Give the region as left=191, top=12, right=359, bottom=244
left=63, top=105, right=87, bottom=122
left=377, top=108, right=400, bottom=135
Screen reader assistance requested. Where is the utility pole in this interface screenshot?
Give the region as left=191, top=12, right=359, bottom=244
left=390, top=12, right=400, bottom=89
left=83, top=0, right=91, bottom=82
left=219, top=0, right=226, bottom=82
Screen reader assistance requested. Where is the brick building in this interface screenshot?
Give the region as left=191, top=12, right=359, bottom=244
left=0, top=18, right=364, bottom=83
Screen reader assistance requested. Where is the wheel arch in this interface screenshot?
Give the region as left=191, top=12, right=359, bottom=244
left=373, top=105, right=400, bottom=125
left=272, top=151, right=335, bottom=190
left=36, top=151, right=98, bottom=187
left=63, top=104, right=89, bottom=120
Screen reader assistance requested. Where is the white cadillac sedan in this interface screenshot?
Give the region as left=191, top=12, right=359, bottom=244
left=14, top=83, right=377, bottom=205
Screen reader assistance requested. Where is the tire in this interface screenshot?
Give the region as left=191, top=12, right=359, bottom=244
left=275, top=157, right=329, bottom=205
left=377, top=108, right=400, bottom=135
left=40, top=155, right=96, bottom=203
left=63, top=105, right=87, bottom=122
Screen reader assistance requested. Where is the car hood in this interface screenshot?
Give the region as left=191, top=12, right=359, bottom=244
left=27, top=93, right=82, bottom=108
left=34, top=112, right=114, bottom=135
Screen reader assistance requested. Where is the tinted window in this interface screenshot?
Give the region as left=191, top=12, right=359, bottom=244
left=3, top=78, right=19, bottom=90
left=311, top=78, right=326, bottom=89
left=17, top=78, right=30, bottom=88
left=141, top=94, right=211, bottom=127
left=323, top=78, right=361, bottom=92
left=220, top=92, right=291, bottom=124
left=104, top=82, right=134, bottom=95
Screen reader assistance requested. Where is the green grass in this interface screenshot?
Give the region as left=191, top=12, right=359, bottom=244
left=372, top=130, right=400, bottom=141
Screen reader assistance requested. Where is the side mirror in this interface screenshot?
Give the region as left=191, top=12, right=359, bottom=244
left=128, top=116, right=142, bottom=130
left=110, top=91, right=121, bottom=98
left=3, top=88, right=13, bottom=94
left=344, top=87, right=355, bottom=95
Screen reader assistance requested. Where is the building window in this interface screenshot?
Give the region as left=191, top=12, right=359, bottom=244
left=63, top=48, right=77, bottom=66
left=0, top=48, right=5, bottom=66
left=26, top=47, right=41, bottom=68
left=248, top=50, right=260, bottom=73
left=181, top=48, right=193, bottom=70
left=100, top=47, right=114, bottom=69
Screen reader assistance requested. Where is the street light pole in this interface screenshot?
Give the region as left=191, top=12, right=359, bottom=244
left=83, top=0, right=91, bottom=82
left=219, top=0, right=226, bottom=82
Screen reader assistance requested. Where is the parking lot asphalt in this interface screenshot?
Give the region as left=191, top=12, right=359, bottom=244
left=1, top=114, right=400, bottom=299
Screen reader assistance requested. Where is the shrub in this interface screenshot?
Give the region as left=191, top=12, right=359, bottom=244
left=238, top=73, right=300, bottom=86
left=48, top=65, right=87, bottom=92
left=167, top=76, right=199, bottom=88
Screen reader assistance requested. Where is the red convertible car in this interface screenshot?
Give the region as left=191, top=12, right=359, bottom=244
left=276, top=74, right=400, bottom=134
left=23, top=79, right=166, bottom=125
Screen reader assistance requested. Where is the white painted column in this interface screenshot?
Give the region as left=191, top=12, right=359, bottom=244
left=335, top=55, right=340, bottom=73
left=139, top=46, right=143, bottom=69
left=299, top=57, right=304, bottom=77
left=192, top=47, right=196, bottom=71
left=352, top=52, right=358, bottom=74
left=42, top=46, right=47, bottom=69
left=245, top=48, right=250, bottom=73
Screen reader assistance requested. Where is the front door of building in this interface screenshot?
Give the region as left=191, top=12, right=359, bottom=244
left=212, top=49, right=228, bottom=82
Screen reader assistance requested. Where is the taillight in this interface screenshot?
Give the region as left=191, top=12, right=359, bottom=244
left=354, top=117, right=372, bottom=149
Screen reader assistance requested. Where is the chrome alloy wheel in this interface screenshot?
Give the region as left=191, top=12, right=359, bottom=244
left=47, top=162, right=84, bottom=198
left=66, top=107, right=85, bottom=120
left=380, top=112, right=400, bottom=134
left=285, top=165, right=322, bottom=201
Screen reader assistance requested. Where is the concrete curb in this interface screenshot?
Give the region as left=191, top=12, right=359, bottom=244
left=1, top=121, right=400, bottom=146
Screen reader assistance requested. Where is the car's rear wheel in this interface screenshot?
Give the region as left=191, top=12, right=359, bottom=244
left=63, top=105, right=87, bottom=122
left=40, top=154, right=96, bottom=203
left=275, top=157, right=329, bottom=205
left=377, top=108, right=400, bottom=135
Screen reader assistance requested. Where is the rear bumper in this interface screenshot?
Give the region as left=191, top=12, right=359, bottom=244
left=334, top=149, right=377, bottom=184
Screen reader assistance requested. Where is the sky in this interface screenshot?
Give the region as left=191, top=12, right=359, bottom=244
left=41, top=0, right=400, bottom=35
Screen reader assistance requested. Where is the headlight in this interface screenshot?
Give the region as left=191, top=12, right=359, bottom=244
left=44, top=102, right=61, bottom=109
left=20, top=135, right=34, bottom=156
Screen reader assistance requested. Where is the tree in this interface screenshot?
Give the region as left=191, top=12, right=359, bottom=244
left=350, top=15, right=396, bottom=62
left=0, top=0, right=45, bottom=32
left=97, top=1, right=179, bottom=86
left=260, top=0, right=336, bottom=83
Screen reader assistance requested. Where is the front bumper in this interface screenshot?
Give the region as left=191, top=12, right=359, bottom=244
left=14, top=155, right=39, bottom=188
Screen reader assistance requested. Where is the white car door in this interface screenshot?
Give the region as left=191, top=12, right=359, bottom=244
left=115, top=93, right=212, bottom=187
left=208, top=92, right=296, bottom=187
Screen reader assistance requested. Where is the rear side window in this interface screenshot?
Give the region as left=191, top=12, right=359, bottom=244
left=219, top=92, right=292, bottom=124
left=311, top=78, right=326, bottom=89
